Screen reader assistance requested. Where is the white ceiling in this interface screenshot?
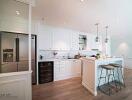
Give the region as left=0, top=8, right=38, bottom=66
left=32, top=0, right=132, bottom=35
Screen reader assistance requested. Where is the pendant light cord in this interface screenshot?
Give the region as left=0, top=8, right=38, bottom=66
left=105, top=26, right=109, bottom=43
left=105, top=26, right=108, bottom=38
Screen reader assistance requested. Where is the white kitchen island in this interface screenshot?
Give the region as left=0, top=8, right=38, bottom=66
left=81, top=57, right=124, bottom=96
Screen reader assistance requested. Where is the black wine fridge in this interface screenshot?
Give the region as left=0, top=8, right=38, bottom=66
left=38, top=62, right=54, bottom=84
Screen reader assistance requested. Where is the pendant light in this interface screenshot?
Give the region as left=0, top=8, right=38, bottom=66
left=105, top=26, right=109, bottom=43
left=95, top=23, right=99, bottom=42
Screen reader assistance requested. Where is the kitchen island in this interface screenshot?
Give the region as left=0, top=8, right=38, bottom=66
left=81, top=57, right=124, bottom=96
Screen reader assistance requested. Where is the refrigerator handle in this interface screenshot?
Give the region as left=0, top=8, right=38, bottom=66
left=16, top=38, right=19, bottom=62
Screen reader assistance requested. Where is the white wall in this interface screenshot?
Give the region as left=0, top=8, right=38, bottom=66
left=111, top=34, right=132, bottom=68
left=109, top=0, right=132, bottom=68
left=0, top=0, right=29, bottom=33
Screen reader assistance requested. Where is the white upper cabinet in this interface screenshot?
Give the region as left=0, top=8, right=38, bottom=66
left=36, top=24, right=105, bottom=51
left=70, top=33, right=79, bottom=50
left=52, top=28, right=70, bottom=50
left=37, top=24, right=53, bottom=50
left=37, top=24, right=79, bottom=50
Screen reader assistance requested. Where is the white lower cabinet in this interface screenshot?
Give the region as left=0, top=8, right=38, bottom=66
left=54, top=60, right=81, bottom=81
left=72, top=60, right=81, bottom=76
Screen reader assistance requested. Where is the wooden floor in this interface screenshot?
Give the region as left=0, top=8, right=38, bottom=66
left=33, top=68, right=132, bottom=100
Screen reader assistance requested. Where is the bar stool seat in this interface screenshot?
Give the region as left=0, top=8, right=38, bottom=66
left=109, top=63, right=122, bottom=68
left=101, top=65, right=115, bottom=70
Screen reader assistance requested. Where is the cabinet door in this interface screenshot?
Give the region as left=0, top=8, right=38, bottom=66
left=65, top=60, right=80, bottom=77
left=70, top=33, right=79, bottom=50
left=65, top=60, right=72, bottom=76
left=38, top=24, right=53, bottom=50
left=53, top=31, right=70, bottom=50
left=59, top=61, right=66, bottom=76
left=54, top=61, right=60, bottom=80
left=74, top=60, right=81, bottom=76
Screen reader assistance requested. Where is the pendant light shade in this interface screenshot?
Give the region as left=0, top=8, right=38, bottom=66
left=95, top=23, right=99, bottom=42
left=105, top=26, right=109, bottom=43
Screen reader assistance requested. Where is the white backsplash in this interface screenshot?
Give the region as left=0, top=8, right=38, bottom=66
left=39, top=50, right=55, bottom=59
left=39, top=50, right=98, bottom=60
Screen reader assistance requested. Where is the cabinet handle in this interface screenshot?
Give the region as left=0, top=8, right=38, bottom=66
left=16, top=38, right=19, bottom=62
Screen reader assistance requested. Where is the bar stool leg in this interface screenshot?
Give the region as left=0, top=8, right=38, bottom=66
left=105, top=71, right=107, bottom=84
left=119, top=67, right=126, bottom=87
left=112, top=69, right=118, bottom=92
left=98, top=67, right=103, bottom=89
left=107, top=70, right=111, bottom=96
left=117, top=68, right=122, bottom=90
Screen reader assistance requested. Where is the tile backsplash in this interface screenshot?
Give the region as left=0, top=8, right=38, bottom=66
left=39, top=50, right=98, bottom=60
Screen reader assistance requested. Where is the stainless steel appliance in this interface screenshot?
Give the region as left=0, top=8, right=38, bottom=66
left=31, top=35, right=37, bottom=84
left=0, top=32, right=29, bottom=73
left=0, top=31, right=37, bottom=84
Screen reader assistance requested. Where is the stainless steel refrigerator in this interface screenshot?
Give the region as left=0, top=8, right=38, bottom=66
left=0, top=32, right=37, bottom=84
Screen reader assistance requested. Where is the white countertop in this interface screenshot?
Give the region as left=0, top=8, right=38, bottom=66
left=38, top=58, right=80, bottom=62
left=81, top=57, right=123, bottom=61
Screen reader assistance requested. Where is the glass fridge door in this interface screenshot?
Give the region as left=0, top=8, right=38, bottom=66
left=17, top=34, right=29, bottom=71
left=0, top=32, right=18, bottom=73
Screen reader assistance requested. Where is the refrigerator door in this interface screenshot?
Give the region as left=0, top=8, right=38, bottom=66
left=0, top=32, right=18, bottom=73
left=17, top=34, right=29, bottom=71
left=0, top=33, right=1, bottom=73
left=31, top=35, right=36, bottom=84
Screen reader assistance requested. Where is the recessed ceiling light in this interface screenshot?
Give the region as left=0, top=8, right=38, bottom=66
left=80, top=0, right=84, bottom=2
left=16, top=11, right=20, bottom=15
